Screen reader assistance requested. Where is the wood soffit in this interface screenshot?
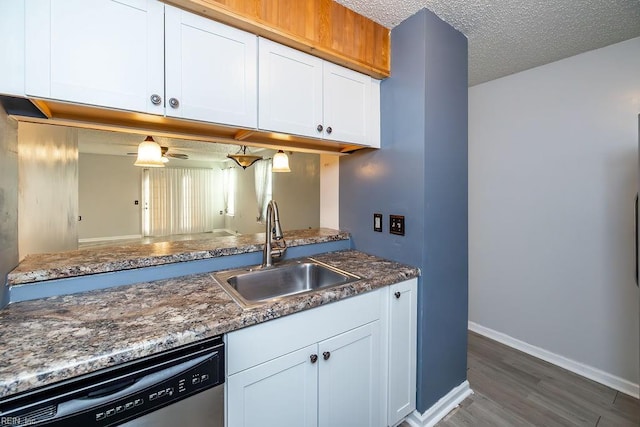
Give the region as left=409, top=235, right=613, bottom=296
left=163, top=0, right=391, bottom=78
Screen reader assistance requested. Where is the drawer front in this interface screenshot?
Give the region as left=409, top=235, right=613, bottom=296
left=227, top=288, right=382, bottom=375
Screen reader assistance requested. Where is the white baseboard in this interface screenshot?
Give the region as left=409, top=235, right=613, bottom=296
left=404, top=381, right=473, bottom=427
left=468, top=321, right=640, bottom=399
left=78, top=234, right=142, bottom=243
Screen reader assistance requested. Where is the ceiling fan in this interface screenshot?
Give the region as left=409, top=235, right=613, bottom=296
left=160, top=146, right=188, bottom=160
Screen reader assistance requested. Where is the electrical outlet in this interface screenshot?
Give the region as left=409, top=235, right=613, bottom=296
left=373, top=213, right=382, bottom=232
left=390, top=215, right=405, bottom=236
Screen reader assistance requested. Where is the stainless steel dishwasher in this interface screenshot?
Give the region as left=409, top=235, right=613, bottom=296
left=0, top=336, right=224, bottom=426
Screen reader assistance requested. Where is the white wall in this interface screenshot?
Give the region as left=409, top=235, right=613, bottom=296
left=225, top=164, right=263, bottom=234
left=320, top=154, right=339, bottom=229
left=225, top=152, right=320, bottom=234
left=78, top=153, right=142, bottom=239
left=469, top=37, right=640, bottom=395
left=18, top=122, right=78, bottom=258
left=273, top=152, right=320, bottom=231
left=0, top=103, right=18, bottom=305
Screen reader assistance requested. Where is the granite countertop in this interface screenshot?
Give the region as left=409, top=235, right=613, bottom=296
left=0, top=250, right=419, bottom=399
left=8, top=228, right=349, bottom=285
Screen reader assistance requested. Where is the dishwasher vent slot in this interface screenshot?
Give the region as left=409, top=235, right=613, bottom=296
left=13, top=404, right=57, bottom=425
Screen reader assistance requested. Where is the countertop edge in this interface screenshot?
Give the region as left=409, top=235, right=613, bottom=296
left=8, top=229, right=350, bottom=285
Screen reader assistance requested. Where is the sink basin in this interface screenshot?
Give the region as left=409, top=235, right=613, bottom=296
left=212, top=258, right=360, bottom=306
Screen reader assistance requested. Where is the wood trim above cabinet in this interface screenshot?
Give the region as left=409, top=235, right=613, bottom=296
left=163, top=0, right=390, bottom=78
left=20, top=99, right=366, bottom=155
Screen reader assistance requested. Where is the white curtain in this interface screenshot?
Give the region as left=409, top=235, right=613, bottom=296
left=222, top=167, right=236, bottom=216
left=254, top=160, right=272, bottom=222
left=144, top=168, right=217, bottom=237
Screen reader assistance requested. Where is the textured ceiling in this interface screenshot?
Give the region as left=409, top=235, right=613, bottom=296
left=335, top=0, right=640, bottom=86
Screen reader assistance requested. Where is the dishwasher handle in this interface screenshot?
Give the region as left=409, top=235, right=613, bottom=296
left=54, top=352, right=213, bottom=420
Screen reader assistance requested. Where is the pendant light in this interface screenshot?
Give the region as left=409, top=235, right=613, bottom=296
left=227, top=145, right=262, bottom=169
left=134, top=136, right=165, bottom=167
left=272, top=150, right=291, bottom=173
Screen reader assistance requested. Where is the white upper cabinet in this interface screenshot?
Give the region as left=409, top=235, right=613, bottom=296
left=164, top=5, right=257, bottom=128
left=25, top=0, right=165, bottom=114
left=259, top=37, right=380, bottom=146
left=21, top=1, right=379, bottom=146
left=0, top=1, right=26, bottom=97
left=258, top=38, right=323, bottom=139
left=322, top=62, right=371, bottom=145
left=24, top=0, right=258, bottom=128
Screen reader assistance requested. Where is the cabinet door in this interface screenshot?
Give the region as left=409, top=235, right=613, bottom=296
left=25, top=0, right=164, bottom=114
left=0, top=1, right=25, bottom=97
left=258, top=38, right=323, bottom=138
left=322, top=62, right=371, bottom=145
left=227, top=345, right=318, bottom=427
left=165, top=5, right=257, bottom=128
left=387, top=279, right=417, bottom=426
left=318, top=321, right=381, bottom=427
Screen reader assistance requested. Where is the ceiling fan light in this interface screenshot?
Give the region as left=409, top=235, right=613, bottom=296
left=134, top=136, right=165, bottom=167
left=272, top=150, right=291, bottom=173
left=227, top=146, right=262, bottom=169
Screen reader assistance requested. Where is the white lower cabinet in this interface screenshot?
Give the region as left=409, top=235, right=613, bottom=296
left=227, top=344, right=318, bottom=427
left=318, top=321, right=381, bottom=427
left=226, top=278, right=417, bottom=427
left=387, top=279, right=418, bottom=426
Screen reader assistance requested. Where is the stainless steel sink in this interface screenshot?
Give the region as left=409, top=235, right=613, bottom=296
left=212, top=258, right=360, bottom=307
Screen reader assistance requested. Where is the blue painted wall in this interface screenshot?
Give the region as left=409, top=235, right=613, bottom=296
left=339, top=9, right=468, bottom=412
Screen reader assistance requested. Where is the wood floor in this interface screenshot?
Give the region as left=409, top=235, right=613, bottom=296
left=405, top=331, right=639, bottom=427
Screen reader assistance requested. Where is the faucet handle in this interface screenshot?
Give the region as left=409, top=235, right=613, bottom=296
left=271, top=247, right=285, bottom=259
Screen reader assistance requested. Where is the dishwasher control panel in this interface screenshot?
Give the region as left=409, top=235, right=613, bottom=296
left=89, top=356, right=222, bottom=426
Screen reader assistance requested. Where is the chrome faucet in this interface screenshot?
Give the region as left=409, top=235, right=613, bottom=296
left=262, top=200, right=287, bottom=268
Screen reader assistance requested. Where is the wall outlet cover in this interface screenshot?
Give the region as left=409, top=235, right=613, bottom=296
left=374, top=213, right=383, bottom=232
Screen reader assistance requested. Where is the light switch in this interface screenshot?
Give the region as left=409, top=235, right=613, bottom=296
left=374, top=213, right=382, bottom=232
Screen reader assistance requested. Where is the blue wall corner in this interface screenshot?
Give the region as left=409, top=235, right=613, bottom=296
left=339, top=8, right=468, bottom=412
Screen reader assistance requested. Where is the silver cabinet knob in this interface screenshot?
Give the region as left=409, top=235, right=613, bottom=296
left=169, top=98, right=180, bottom=109
left=322, top=351, right=331, bottom=360
left=326, top=126, right=332, bottom=134
left=317, top=124, right=323, bottom=132
left=150, top=94, right=162, bottom=105
left=395, top=291, right=401, bottom=299
left=310, top=354, right=318, bottom=363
